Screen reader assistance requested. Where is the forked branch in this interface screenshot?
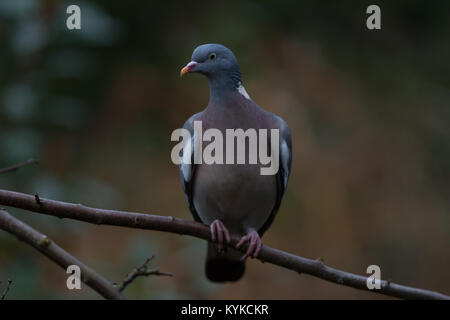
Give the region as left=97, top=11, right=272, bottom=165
left=118, top=255, right=173, bottom=292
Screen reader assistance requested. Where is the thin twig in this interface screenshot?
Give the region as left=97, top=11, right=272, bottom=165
left=118, top=255, right=173, bottom=292
left=0, top=209, right=124, bottom=300
left=0, top=280, right=12, bottom=300
left=0, top=159, right=40, bottom=175
left=0, top=188, right=448, bottom=300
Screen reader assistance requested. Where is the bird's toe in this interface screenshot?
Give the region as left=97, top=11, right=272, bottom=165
left=210, top=219, right=231, bottom=252
left=236, top=229, right=262, bottom=261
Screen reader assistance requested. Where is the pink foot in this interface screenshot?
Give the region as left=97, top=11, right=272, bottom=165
left=236, top=229, right=262, bottom=261
left=210, top=219, right=231, bottom=252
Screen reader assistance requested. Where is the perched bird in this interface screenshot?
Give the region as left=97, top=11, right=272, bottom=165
left=179, top=44, right=292, bottom=282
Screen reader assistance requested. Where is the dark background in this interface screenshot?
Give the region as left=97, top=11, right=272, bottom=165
left=0, top=0, right=449, bottom=299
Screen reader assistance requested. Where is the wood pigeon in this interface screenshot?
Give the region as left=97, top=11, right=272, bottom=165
left=179, top=44, right=292, bottom=282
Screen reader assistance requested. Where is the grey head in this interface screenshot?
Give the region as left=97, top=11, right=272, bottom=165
left=181, top=44, right=243, bottom=98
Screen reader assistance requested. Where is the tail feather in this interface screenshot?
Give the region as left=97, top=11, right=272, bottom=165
left=205, top=242, right=245, bottom=282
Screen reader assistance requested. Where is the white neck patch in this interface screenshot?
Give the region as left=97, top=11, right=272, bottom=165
left=237, top=82, right=250, bottom=100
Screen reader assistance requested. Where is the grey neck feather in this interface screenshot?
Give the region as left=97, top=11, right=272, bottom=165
left=207, top=69, right=242, bottom=104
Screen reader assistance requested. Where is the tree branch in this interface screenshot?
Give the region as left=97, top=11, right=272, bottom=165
left=118, top=255, right=173, bottom=292
left=0, top=159, right=40, bottom=175
left=0, top=209, right=124, bottom=300
left=0, top=280, right=12, bottom=300
left=0, top=188, right=448, bottom=300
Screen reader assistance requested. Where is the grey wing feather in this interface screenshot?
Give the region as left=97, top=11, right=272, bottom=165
left=179, top=113, right=203, bottom=223
left=258, top=114, right=292, bottom=236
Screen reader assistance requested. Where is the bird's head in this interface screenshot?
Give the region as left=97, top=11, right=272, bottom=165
left=180, top=44, right=242, bottom=91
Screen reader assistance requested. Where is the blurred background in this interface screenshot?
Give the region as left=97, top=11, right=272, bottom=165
left=0, top=0, right=449, bottom=299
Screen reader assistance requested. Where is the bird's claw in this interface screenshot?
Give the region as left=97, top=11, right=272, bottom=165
left=210, top=219, right=231, bottom=252
left=236, top=229, right=262, bottom=261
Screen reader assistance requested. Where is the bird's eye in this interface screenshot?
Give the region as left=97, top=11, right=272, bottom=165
left=209, top=53, right=216, bottom=60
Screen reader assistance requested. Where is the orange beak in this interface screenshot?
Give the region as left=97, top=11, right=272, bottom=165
left=180, top=61, right=198, bottom=77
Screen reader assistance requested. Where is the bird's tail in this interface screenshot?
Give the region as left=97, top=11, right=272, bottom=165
left=205, top=241, right=245, bottom=282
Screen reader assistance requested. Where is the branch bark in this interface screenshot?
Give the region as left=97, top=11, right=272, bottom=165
left=0, top=159, right=39, bottom=175
left=0, top=209, right=124, bottom=300
left=0, top=188, right=448, bottom=300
